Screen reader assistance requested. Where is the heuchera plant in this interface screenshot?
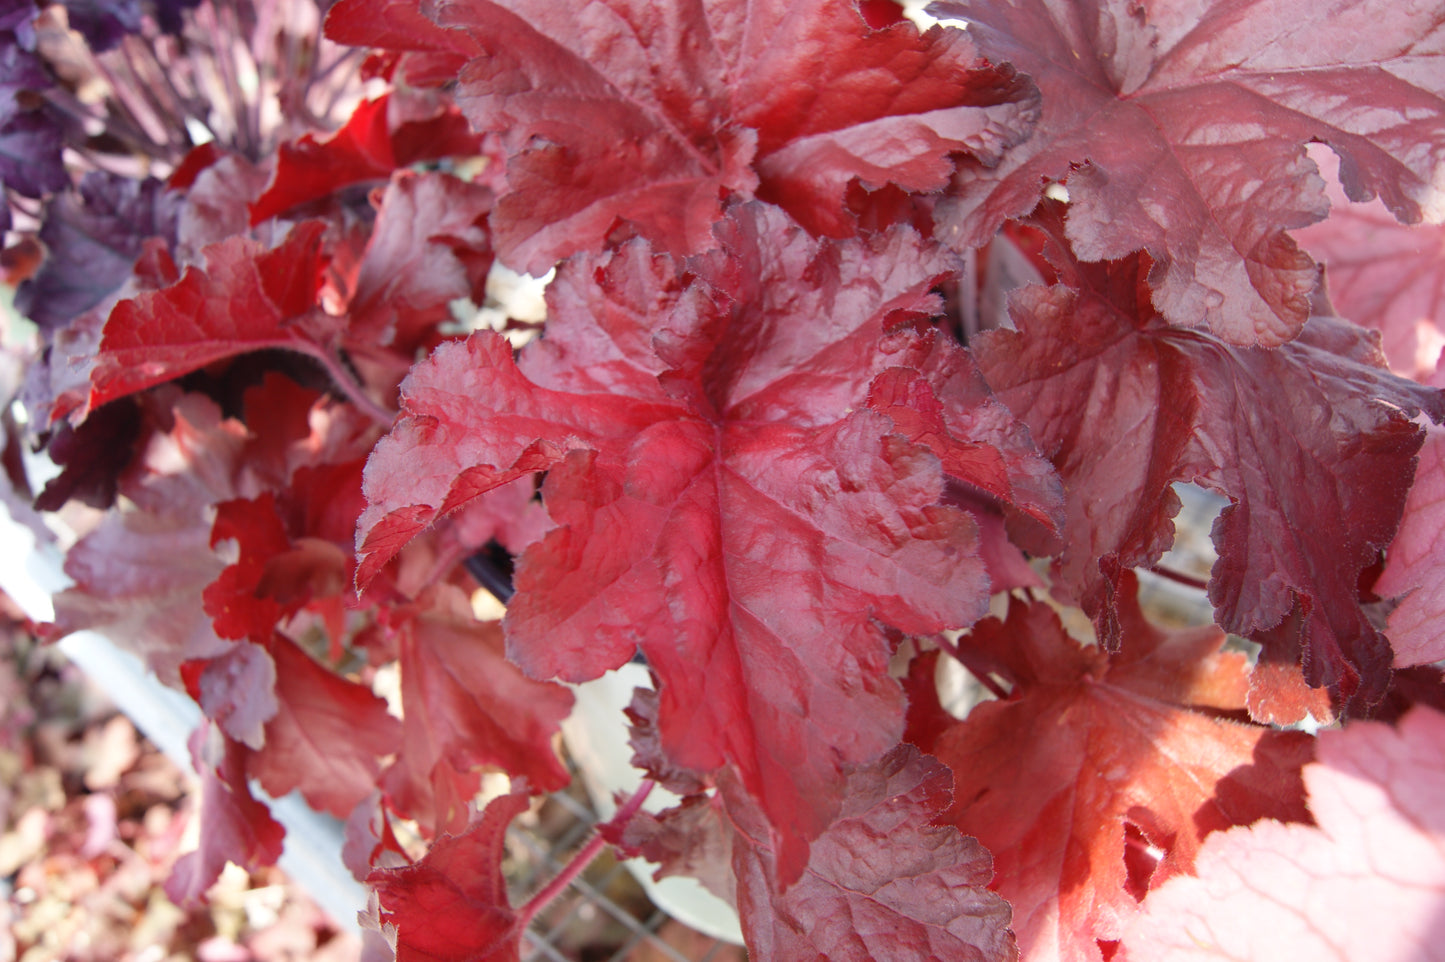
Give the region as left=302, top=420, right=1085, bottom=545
left=4, top=0, right=1445, bottom=958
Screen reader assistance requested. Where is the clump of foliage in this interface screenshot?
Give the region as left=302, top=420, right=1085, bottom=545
left=4, top=0, right=1445, bottom=959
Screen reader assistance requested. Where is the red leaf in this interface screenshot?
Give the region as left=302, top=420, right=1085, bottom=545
left=165, top=724, right=285, bottom=907
left=380, top=586, right=572, bottom=835
left=205, top=493, right=294, bottom=640
left=203, top=459, right=366, bottom=647
left=250, top=94, right=484, bottom=225
left=247, top=633, right=402, bottom=819
left=367, top=0, right=1038, bottom=271
left=975, top=229, right=1445, bottom=708
left=371, top=789, right=530, bottom=962
left=730, top=746, right=1016, bottom=962
left=933, top=0, right=1445, bottom=346
left=1118, top=705, right=1445, bottom=962
left=89, top=222, right=333, bottom=412
left=934, top=582, right=1315, bottom=962
left=360, top=206, right=1026, bottom=878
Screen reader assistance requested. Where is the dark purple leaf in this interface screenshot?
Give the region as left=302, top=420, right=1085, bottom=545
left=16, top=172, right=181, bottom=332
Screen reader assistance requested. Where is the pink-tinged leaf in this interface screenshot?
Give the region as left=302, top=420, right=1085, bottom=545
left=89, top=221, right=334, bottom=412
left=371, top=789, right=530, bottom=962
left=729, top=745, right=1016, bottom=962
left=176, top=155, right=273, bottom=258
left=934, top=581, right=1315, bottom=962
left=1296, top=151, right=1445, bottom=378
left=975, top=227, right=1445, bottom=708
left=1118, top=705, right=1445, bottom=962
left=380, top=586, right=572, bottom=835
left=382, top=0, right=1038, bottom=272
left=49, top=393, right=250, bottom=684
left=249, top=94, right=482, bottom=225
left=932, top=0, right=1445, bottom=346
left=165, top=724, right=285, bottom=907
left=347, top=171, right=494, bottom=352
left=246, top=633, right=402, bottom=819
left=181, top=641, right=279, bottom=751
left=360, top=206, right=1033, bottom=879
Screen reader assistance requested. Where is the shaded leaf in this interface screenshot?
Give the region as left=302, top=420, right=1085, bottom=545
left=932, top=0, right=1445, bottom=345
left=248, top=632, right=402, bottom=819
left=165, top=723, right=285, bottom=907
left=975, top=223, right=1445, bottom=708
left=15, top=172, right=181, bottom=332
left=380, top=586, right=571, bottom=835
left=731, top=745, right=1016, bottom=962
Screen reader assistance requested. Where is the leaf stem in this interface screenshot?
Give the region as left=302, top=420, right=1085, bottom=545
left=290, top=341, right=398, bottom=427
left=936, top=634, right=1011, bottom=701
left=1147, top=564, right=1210, bottom=592
left=516, top=779, right=655, bottom=930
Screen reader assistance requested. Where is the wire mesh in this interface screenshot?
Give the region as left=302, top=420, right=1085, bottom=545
left=508, top=777, right=746, bottom=962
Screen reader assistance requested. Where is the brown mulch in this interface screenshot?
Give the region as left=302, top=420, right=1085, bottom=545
left=0, top=595, right=360, bottom=962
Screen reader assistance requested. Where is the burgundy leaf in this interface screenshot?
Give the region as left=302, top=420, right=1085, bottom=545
left=605, top=791, right=737, bottom=907
left=932, top=0, right=1445, bottom=346
left=371, top=788, right=530, bottom=962
left=1118, top=705, right=1445, bottom=962
left=1375, top=370, right=1445, bottom=669
left=934, top=581, right=1315, bottom=962
left=975, top=229, right=1445, bottom=708
left=33, top=399, right=141, bottom=512
left=730, top=745, right=1016, bottom=962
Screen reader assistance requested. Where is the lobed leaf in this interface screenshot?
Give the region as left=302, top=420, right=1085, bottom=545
left=935, top=581, right=1315, bottom=962
left=975, top=219, right=1445, bottom=709
left=337, top=0, right=1039, bottom=272
left=359, top=205, right=1053, bottom=879
left=932, top=0, right=1445, bottom=346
